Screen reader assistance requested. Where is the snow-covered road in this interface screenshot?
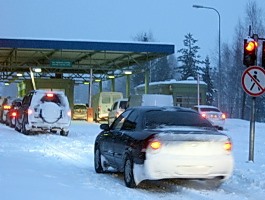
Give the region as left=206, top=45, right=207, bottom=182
left=0, top=119, right=264, bottom=200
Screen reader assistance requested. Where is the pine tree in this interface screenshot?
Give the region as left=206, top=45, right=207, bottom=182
left=201, top=56, right=214, bottom=105
left=177, top=33, right=203, bottom=80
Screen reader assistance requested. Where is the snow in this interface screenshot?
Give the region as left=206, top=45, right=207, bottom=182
left=0, top=119, right=265, bottom=200
left=135, top=78, right=207, bottom=89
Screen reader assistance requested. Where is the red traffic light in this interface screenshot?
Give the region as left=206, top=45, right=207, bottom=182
left=245, top=41, right=258, bottom=51
left=243, top=39, right=258, bottom=67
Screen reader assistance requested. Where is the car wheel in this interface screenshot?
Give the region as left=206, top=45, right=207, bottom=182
left=94, top=146, right=105, bottom=173
left=60, top=130, right=69, bottom=136
left=21, top=118, right=30, bottom=135
left=14, top=118, right=21, bottom=132
left=124, top=155, right=136, bottom=188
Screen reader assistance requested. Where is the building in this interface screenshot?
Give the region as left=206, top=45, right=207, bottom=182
left=134, top=77, right=207, bottom=108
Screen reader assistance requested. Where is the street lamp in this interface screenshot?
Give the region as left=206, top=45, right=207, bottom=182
left=192, top=4, right=221, bottom=108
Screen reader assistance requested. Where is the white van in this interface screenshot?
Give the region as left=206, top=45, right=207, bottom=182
left=92, top=92, right=123, bottom=122
left=108, top=98, right=128, bottom=125
left=127, top=94, right=173, bottom=108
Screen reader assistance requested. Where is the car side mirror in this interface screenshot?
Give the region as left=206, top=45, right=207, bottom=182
left=100, top=123, right=110, bottom=131
left=107, top=108, right=111, bottom=112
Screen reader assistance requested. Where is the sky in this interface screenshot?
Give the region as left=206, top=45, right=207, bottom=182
left=0, top=119, right=265, bottom=199
left=1, top=0, right=265, bottom=60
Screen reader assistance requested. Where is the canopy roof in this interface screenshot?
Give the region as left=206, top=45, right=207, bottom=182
left=0, top=38, right=174, bottom=83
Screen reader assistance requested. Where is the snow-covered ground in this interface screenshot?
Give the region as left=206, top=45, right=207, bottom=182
left=0, top=119, right=264, bottom=200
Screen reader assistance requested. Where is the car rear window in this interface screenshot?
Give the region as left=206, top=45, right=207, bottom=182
left=40, top=93, right=62, bottom=105
left=199, top=107, right=220, bottom=112
left=144, top=110, right=212, bottom=128
left=74, top=104, right=86, bottom=109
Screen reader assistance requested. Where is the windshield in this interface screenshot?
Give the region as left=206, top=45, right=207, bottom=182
left=144, top=110, right=212, bottom=129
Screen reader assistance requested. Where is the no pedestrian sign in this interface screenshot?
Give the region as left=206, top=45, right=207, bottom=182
left=241, top=66, right=265, bottom=97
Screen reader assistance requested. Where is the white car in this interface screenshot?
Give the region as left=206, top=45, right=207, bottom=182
left=15, top=90, right=71, bottom=136
left=193, top=105, right=226, bottom=130
left=108, top=98, right=128, bottom=125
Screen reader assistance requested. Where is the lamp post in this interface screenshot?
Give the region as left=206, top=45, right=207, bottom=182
left=192, top=4, right=221, bottom=108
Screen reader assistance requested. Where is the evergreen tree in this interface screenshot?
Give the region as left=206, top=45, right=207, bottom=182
left=132, top=31, right=174, bottom=88
left=177, top=33, right=203, bottom=80
left=201, top=56, right=214, bottom=105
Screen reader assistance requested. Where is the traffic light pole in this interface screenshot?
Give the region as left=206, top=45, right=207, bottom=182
left=248, top=33, right=258, bottom=162
left=249, top=96, right=255, bottom=162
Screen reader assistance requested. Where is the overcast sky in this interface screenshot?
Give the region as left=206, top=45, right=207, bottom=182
left=1, top=0, right=265, bottom=60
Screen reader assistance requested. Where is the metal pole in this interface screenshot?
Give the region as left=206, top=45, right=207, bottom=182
left=89, top=68, right=93, bottom=107
left=248, top=97, right=255, bottom=162
left=192, top=5, right=221, bottom=108
left=197, top=74, right=200, bottom=106
left=29, top=67, right=36, bottom=90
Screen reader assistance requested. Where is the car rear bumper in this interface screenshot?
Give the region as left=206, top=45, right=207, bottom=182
left=27, top=121, right=70, bottom=132
left=208, top=119, right=225, bottom=128
left=72, top=114, right=87, bottom=120
left=134, top=154, right=234, bottom=185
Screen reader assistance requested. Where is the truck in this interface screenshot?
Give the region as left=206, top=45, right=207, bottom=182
left=92, top=92, right=123, bottom=122
left=127, top=94, right=174, bottom=108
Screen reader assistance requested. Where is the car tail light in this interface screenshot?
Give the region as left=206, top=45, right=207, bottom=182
left=224, top=141, right=232, bottom=151
left=3, top=105, right=11, bottom=110
left=201, top=113, right=207, bottom=118
left=46, top=93, right=54, bottom=98
left=11, top=111, right=17, bottom=117
left=221, top=113, right=226, bottom=119
left=27, top=108, right=33, bottom=115
left=149, top=140, right=162, bottom=150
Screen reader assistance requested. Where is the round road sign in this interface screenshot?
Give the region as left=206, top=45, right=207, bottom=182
left=241, top=66, right=265, bottom=97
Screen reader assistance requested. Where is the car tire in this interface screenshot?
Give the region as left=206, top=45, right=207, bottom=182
left=60, top=130, right=69, bottom=136
left=94, top=146, right=104, bottom=173
left=14, top=118, right=21, bottom=132
left=124, top=155, right=136, bottom=188
left=21, top=117, right=30, bottom=135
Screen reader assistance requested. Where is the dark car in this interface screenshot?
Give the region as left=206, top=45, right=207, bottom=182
left=5, top=98, right=22, bottom=127
left=94, top=106, right=234, bottom=188
left=0, top=96, right=15, bottom=124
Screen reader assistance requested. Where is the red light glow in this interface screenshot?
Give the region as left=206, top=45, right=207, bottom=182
left=46, top=93, right=54, bottom=98
left=149, top=140, right=161, bottom=150
left=11, top=112, right=17, bottom=117
left=201, top=113, right=207, bottom=118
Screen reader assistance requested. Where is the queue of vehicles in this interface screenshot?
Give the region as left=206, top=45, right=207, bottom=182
left=1, top=90, right=232, bottom=188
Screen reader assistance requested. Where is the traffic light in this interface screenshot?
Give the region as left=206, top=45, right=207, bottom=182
left=243, top=38, right=258, bottom=67
left=262, top=41, right=265, bottom=68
